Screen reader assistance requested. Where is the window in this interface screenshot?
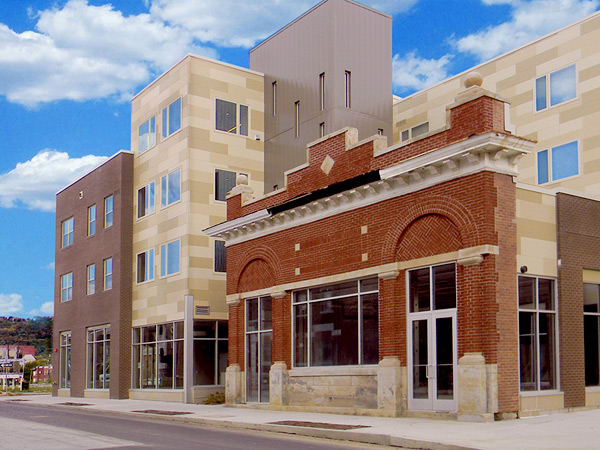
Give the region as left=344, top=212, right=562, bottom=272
left=104, top=195, right=113, bottom=228
left=293, top=277, right=379, bottom=368
left=214, top=240, right=226, bottom=273
left=88, top=205, right=96, bottom=236
left=246, top=296, right=272, bottom=402
left=61, top=217, right=74, bottom=248
left=408, top=263, right=456, bottom=312
left=319, top=72, right=325, bottom=111
left=401, top=122, right=429, bottom=142
left=61, top=272, right=73, bottom=302
left=160, top=240, right=180, bottom=277
left=104, top=258, right=113, bottom=291
left=215, top=99, right=249, bottom=136
left=536, top=64, right=576, bottom=111
left=518, top=276, right=557, bottom=391
left=215, top=169, right=237, bottom=202
left=319, top=122, right=325, bottom=138
left=161, top=169, right=181, bottom=207
left=137, top=182, right=155, bottom=218
left=537, top=141, right=579, bottom=184
left=295, top=101, right=300, bottom=138
left=60, top=332, right=71, bottom=388
left=87, top=264, right=95, bottom=295
left=193, top=320, right=228, bottom=385
left=162, top=98, right=181, bottom=139
left=132, top=322, right=184, bottom=389
left=137, top=249, right=155, bottom=283
left=584, top=283, right=600, bottom=386
left=272, top=81, right=277, bottom=116
left=87, top=326, right=110, bottom=389
left=138, top=116, right=156, bottom=153
left=345, top=70, right=351, bottom=108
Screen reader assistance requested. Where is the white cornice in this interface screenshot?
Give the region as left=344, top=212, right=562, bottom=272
left=210, top=132, right=533, bottom=245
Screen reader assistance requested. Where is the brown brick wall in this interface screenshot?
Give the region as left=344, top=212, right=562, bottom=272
left=53, top=152, right=133, bottom=399
left=557, top=193, right=600, bottom=407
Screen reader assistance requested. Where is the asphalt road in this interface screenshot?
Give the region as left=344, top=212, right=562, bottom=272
left=0, top=401, right=390, bottom=450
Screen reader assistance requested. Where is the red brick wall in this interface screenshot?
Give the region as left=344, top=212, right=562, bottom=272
left=557, top=193, right=600, bottom=407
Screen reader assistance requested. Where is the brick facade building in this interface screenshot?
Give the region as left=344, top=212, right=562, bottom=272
left=206, top=76, right=536, bottom=419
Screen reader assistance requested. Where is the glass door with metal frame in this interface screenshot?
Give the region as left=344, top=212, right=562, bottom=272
left=407, top=263, right=457, bottom=412
left=246, top=296, right=272, bottom=403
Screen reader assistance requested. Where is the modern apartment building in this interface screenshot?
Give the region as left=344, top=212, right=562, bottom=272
left=53, top=151, right=133, bottom=399
left=53, top=0, right=393, bottom=403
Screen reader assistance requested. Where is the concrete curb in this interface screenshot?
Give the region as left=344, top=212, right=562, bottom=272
left=17, top=400, right=481, bottom=450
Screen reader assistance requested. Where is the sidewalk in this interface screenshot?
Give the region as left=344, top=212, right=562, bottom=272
left=2, top=394, right=599, bottom=450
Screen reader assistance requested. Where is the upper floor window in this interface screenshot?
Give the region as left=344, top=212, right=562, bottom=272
left=319, top=72, right=325, bottom=111
left=161, top=240, right=180, bottom=277
left=536, top=64, right=576, bottom=111
left=215, top=99, right=248, bottom=136
left=272, top=81, right=277, bottom=116
left=104, top=195, right=113, bottom=228
left=294, top=101, right=300, bottom=138
left=137, top=249, right=155, bottom=283
left=401, top=122, right=429, bottom=142
left=138, top=182, right=155, bottom=218
left=344, top=70, right=351, bottom=108
left=87, top=264, right=95, bottom=295
left=61, top=272, right=73, bottom=302
left=215, top=169, right=238, bottom=202
left=88, top=205, right=96, bottom=236
left=518, top=276, right=557, bottom=392
left=161, top=169, right=181, bottom=207
left=61, top=217, right=74, bottom=248
left=214, top=240, right=226, bottom=273
left=537, top=141, right=579, bottom=184
left=319, top=122, right=325, bottom=138
left=162, top=98, right=182, bottom=139
left=138, top=116, right=156, bottom=153
left=104, top=258, right=113, bottom=291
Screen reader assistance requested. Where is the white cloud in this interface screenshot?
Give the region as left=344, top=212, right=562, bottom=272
left=44, top=262, right=55, bottom=271
left=28, top=301, right=54, bottom=317
left=392, top=51, right=452, bottom=93
left=0, top=294, right=24, bottom=315
left=149, top=0, right=417, bottom=48
left=0, top=0, right=215, bottom=107
left=454, top=0, right=600, bottom=61
left=0, top=150, right=108, bottom=212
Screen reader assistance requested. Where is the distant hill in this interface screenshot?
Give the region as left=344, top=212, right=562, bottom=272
left=0, top=316, right=53, bottom=358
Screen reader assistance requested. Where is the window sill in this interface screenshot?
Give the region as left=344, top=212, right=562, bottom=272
left=585, top=386, right=600, bottom=392
left=519, top=390, right=563, bottom=397
left=289, top=365, right=378, bottom=377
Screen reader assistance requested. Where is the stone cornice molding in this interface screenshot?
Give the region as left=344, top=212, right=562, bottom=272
left=209, top=132, right=532, bottom=245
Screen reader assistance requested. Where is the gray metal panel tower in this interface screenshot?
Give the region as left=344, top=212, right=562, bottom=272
left=250, top=0, right=392, bottom=192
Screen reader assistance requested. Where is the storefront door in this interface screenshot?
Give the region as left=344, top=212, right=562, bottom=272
left=245, top=296, right=272, bottom=403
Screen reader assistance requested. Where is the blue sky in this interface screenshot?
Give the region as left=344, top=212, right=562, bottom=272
left=0, top=0, right=598, bottom=318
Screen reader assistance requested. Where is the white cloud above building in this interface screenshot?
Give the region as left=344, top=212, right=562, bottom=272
left=0, top=294, right=24, bottom=315
left=0, top=150, right=109, bottom=212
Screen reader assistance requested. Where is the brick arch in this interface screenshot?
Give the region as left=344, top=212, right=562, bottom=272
left=381, top=196, right=479, bottom=263
left=396, top=214, right=463, bottom=261
left=230, top=245, right=281, bottom=293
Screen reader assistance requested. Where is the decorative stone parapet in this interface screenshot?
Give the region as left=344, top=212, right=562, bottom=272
left=269, top=361, right=289, bottom=407
left=377, top=357, right=403, bottom=416
left=225, top=364, right=243, bottom=405
left=457, top=352, right=493, bottom=422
